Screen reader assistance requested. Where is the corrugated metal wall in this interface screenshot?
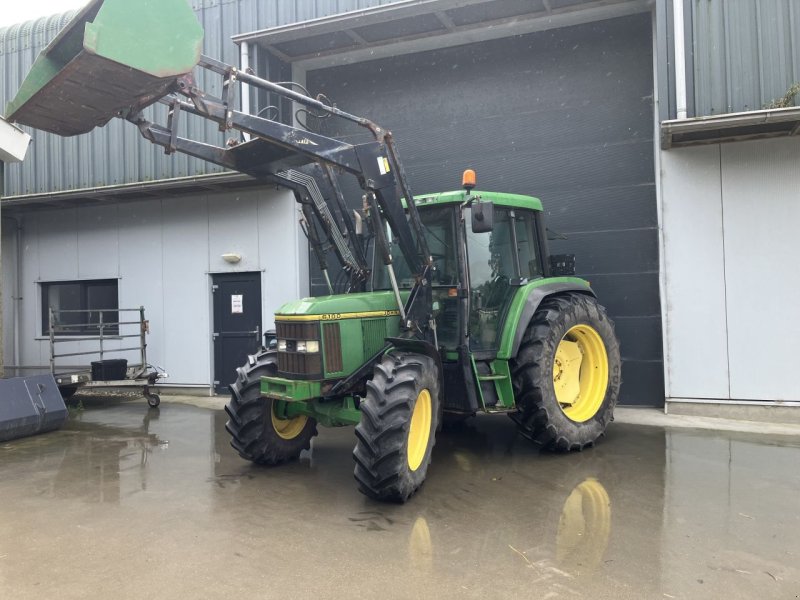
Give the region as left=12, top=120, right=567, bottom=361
left=692, top=0, right=800, bottom=115
left=0, top=0, right=399, bottom=197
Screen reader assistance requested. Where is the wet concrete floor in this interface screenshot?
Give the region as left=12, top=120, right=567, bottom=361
left=1, top=398, right=799, bottom=599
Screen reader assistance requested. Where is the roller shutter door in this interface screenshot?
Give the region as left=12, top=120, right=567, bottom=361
left=308, top=14, right=661, bottom=406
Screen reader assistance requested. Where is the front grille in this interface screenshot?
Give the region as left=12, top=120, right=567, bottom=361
left=276, top=321, right=319, bottom=341
left=323, top=322, right=343, bottom=373
left=278, top=352, right=322, bottom=379
left=276, top=320, right=322, bottom=379
left=361, top=318, right=387, bottom=358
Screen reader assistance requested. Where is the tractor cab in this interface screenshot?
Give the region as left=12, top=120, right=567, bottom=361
left=374, top=171, right=548, bottom=354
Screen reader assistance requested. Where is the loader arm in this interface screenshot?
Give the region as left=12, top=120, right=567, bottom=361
left=167, top=56, right=430, bottom=275
left=130, top=113, right=366, bottom=289
left=134, top=55, right=434, bottom=332
left=7, top=0, right=434, bottom=339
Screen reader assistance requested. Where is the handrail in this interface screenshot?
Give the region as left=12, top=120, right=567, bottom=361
left=49, top=306, right=149, bottom=374
left=51, top=334, right=143, bottom=343
left=48, top=307, right=145, bottom=313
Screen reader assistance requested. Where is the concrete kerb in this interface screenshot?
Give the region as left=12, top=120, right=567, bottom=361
left=67, top=388, right=800, bottom=437
left=149, top=394, right=800, bottom=437
left=613, top=406, right=800, bottom=437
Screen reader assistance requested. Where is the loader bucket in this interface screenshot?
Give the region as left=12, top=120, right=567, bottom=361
left=0, top=375, right=68, bottom=442
left=5, top=0, right=203, bottom=136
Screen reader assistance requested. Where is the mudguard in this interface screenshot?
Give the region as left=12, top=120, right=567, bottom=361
left=497, top=279, right=596, bottom=360
left=385, top=337, right=443, bottom=381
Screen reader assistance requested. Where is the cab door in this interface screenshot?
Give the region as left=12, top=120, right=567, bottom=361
left=464, top=207, right=543, bottom=352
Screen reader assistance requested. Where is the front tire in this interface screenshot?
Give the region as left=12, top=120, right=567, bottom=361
left=225, top=351, right=317, bottom=464
left=353, top=352, right=440, bottom=503
left=511, top=293, right=621, bottom=451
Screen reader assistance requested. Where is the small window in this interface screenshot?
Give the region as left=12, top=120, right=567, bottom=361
left=513, top=210, right=543, bottom=279
left=41, top=279, right=119, bottom=336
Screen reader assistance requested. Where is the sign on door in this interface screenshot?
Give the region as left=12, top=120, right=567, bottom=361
left=231, top=294, right=243, bottom=314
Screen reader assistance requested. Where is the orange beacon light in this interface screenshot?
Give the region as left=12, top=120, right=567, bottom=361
left=462, top=169, right=476, bottom=192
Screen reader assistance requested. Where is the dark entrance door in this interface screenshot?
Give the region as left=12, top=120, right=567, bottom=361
left=212, top=272, right=262, bottom=394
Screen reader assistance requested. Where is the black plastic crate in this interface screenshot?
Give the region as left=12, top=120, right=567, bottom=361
left=91, top=359, right=128, bottom=381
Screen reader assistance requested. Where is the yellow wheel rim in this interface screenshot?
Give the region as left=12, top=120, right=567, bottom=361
left=271, top=402, right=308, bottom=440
left=553, top=324, right=609, bottom=422
left=407, top=389, right=432, bottom=471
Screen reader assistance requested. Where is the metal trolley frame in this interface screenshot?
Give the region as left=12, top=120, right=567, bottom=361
left=49, top=306, right=165, bottom=407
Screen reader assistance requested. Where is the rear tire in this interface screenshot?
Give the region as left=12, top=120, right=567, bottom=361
left=225, top=351, right=317, bottom=464
left=353, top=352, right=440, bottom=502
left=511, top=293, right=620, bottom=451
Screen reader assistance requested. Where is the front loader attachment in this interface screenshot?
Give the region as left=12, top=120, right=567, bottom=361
left=5, top=0, right=203, bottom=136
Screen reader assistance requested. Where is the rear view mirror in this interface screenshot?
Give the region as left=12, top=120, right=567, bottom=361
left=471, top=201, right=494, bottom=233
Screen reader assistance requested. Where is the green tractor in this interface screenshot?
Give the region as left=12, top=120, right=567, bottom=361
left=7, top=0, right=620, bottom=503
left=226, top=174, right=621, bottom=502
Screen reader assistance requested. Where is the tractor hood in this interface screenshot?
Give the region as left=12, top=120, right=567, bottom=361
left=275, top=290, right=408, bottom=322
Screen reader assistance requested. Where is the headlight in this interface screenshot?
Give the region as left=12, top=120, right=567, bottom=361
left=278, top=339, right=318, bottom=352
left=295, top=340, right=319, bottom=353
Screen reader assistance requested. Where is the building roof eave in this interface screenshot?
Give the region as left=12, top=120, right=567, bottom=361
left=0, top=171, right=261, bottom=213
left=661, top=106, right=800, bottom=150
left=232, top=0, right=653, bottom=71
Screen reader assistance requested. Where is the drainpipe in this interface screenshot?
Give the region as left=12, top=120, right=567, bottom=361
left=240, top=42, right=251, bottom=140
left=13, top=216, right=21, bottom=369
left=673, top=0, right=688, bottom=119
left=0, top=162, right=3, bottom=378
left=1, top=214, right=22, bottom=369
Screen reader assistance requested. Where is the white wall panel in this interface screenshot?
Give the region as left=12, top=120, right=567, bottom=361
left=36, top=209, right=78, bottom=281
left=118, top=200, right=165, bottom=372
left=257, top=188, right=305, bottom=330
left=77, top=204, right=119, bottom=279
left=721, top=137, right=800, bottom=401
left=660, top=145, right=730, bottom=399
left=33, top=207, right=125, bottom=369
left=208, top=190, right=261, bottom=273
left=2, top=220, right=17, bottom=366
left=19, top=215, right=42, bottom=367
left=161, top=195, right=211, bottom=385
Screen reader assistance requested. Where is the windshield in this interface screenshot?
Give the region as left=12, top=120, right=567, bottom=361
left=373, top=206, right=458, bottom=290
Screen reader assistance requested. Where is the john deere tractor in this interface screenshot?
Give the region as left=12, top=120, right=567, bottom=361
left=7, top=0, right=620, bottom=502
left=227, top=174, right=621, bottom=502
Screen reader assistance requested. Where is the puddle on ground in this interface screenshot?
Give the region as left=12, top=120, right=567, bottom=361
left=1, top=399, right=798, bottom=598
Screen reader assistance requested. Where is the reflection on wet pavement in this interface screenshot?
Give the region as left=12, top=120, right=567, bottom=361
left=0, top=398, right=798, bottom=599
left=556, top=477, right=611, bottom=571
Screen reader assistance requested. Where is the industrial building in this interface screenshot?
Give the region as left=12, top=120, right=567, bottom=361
left=1, top=0, right=798, bottom=415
